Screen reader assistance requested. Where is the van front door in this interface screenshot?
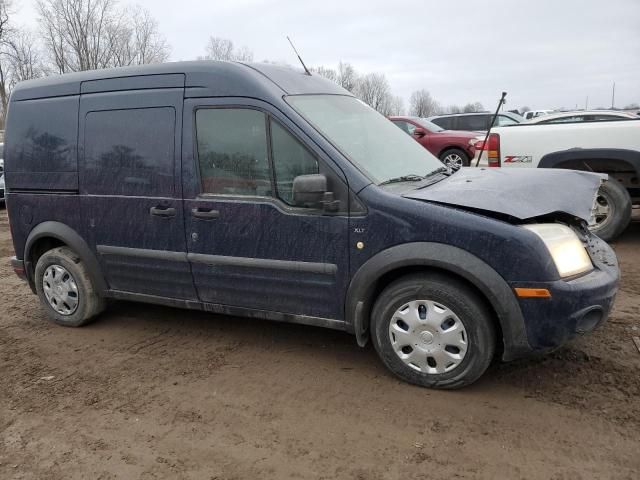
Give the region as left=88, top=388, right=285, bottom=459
left=182, top=98, right=350, bottom=321
left=79, top=82, right=197, bottom=301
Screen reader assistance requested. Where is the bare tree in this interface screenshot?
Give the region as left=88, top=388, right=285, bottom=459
left=204, top=37, right=253, bottom=62
left=312, top=62, right=360, bottom=94
left=444, top=104, right=463, bottom=114
left=387, top=95, right=404, bottom=116
left=7, top=29, right=45, bottom=83
left=37, top=0, right=169, bottom=73
left=356, top=72, right=392, bottom=114
left=337, top=61, right=358, bottom=93
left=313, top=65, right=337, bottom=82
left=519, top=106, right=531, bottom=114
left=463, top=101, right=484, bottom=113
left=0, top=0, right=14, bottom=116
left=111, top=6, right=169, bottom=66
left=409, top=89, right=440, bottom=117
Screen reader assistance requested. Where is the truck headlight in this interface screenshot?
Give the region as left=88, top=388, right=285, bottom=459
left=524, top=224, right=593, bottom=278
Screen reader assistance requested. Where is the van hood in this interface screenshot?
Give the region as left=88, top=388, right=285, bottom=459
left=404, top=168, right=604, bottom=222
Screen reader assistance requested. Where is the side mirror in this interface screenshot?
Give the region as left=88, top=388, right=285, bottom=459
left=293, top=174, right=327, bottom=207
left=413, top=127, right=426, bottom=137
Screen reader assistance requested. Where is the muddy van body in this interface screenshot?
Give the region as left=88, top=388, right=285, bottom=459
left=5, top=61, right=619, bottom=388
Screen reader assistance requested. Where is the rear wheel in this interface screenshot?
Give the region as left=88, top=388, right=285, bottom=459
left=35, top=247, right=106, bottom=327
left=589, top=179, right=631, bottom=242
left=439, top=148, right=469, bottom=170
left=371, top=273, right=496, bottom=389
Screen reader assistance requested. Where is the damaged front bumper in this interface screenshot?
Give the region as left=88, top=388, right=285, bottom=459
left=510, top=233, right=619, bottom=352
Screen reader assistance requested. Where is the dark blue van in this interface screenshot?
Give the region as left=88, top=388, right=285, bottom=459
left=4, top=61, right=619, bottom=388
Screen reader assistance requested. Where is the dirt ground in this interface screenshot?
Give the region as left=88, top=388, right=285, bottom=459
left=0, top=208, right=638, bottom=480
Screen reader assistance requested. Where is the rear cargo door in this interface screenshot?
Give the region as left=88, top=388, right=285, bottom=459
left=78, top=74, right=197, bottom=300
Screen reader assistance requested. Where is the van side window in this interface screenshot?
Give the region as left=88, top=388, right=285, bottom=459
left=84, top=107, right=175, bottom=196
left=459, top=115, right=488, bottom=131
left=270, top=120, right=319, bottom=205
left=196, top=108, right=271, bottom=197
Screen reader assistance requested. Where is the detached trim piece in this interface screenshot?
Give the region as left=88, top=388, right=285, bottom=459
left=97, top=245, right=187, bottom=262
left=96, top=246, right=338, bottom=275
left=188, top=253, right=337, bottom=275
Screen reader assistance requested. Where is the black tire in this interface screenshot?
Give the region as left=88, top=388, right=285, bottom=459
left=371, top=273, right=496, bottom=389
left=439, top=148, right=470, bottom=170
left=590, top=179, right=631, bottom=242
left=35, top=246, right=106, bottom=327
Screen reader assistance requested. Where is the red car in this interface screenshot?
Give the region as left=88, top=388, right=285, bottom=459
left=389, top=116, right=478, bottom=169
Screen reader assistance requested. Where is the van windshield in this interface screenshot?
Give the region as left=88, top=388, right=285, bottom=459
left=286, top=95, right=444, bottom=185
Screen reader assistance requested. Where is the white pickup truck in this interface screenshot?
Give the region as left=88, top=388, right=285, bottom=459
left=473, top=119, right=640, bottom=241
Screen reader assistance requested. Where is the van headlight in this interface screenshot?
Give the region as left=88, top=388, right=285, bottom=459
left=523, top=224, right=593, bottom=278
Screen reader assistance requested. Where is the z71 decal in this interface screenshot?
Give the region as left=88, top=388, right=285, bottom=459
left=503, top=155, right=533, bottom=163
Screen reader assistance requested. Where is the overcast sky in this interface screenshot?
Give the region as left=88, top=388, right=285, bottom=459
left=14, top=0, right=640, bottom=111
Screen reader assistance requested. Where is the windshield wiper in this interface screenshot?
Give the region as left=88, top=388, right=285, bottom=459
left=425, top=166, right=452, bottom=178
left=379, top=174, right=425, bottom=186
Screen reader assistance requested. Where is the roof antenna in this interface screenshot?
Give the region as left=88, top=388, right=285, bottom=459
left=287, top=36, right=312, bottom=75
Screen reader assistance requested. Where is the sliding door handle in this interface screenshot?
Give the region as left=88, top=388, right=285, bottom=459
left=191, top=208, right=220, bottom=220
left=150, top=206, right=176, bottom=218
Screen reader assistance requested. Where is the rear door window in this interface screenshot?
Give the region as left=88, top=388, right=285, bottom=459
left=83, top=107, right=175, bottom=196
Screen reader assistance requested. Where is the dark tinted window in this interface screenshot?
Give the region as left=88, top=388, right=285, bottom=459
left=7, top=96, right=78, bottom=173
left=84, top=107, right=175, bottom=196
left=196, top=108, right=271, bottom=197
left=590, top=114, right=628, bottom=122
left=541, top=115, right=582, bottom=124
left=270, top=121, right=319, bottom=205
left=431, top=117, right=453, bottom=129
left=458, top=115, right=489, bottom=131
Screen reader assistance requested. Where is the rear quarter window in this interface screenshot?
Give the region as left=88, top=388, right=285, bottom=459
left=5, top=96, right=78, bottom=173
left=83, top=107, right=175, bottom=196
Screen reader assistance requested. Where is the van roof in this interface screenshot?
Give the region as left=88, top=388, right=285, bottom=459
left=10, top=60, right=349, bottom=101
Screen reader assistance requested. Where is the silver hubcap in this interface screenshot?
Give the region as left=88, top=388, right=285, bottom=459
left=443, top=153, right=464, bottom=170
left=388, top=300, right=468, bottom=374
left=43, top=265, right=79, bottom=315
left=590, top=190, right=613, bottom=231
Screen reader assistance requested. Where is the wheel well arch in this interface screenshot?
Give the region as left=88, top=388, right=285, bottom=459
left=24, top=221, right=108, bottom=294
left=539, top=148, right=640, bottom=186
left=28, top=237, right=67, bottom=273
left=437, top=146, right=468, bottom=159
left=346, top=242, right=529, bottom=361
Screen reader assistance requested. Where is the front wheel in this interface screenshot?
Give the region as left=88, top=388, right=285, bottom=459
left=439, top=148, right=469, bottom=170
left=371, top=274, right=496, bottom=389
left=589, top=179, right=631, bottom=242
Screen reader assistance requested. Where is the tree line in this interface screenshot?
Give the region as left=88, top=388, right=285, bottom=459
left=310, top=63, right=485, bottom=117
left=0, top=0, right=500, bottom=124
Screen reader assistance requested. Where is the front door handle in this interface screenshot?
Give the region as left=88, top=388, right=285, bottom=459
left=191, top=208, right=220, bottom=220
left=150, top=206, right=176, bottom=218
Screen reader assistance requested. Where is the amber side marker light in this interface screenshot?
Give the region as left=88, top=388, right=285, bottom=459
left=514, top=288, right=552, bottom=299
